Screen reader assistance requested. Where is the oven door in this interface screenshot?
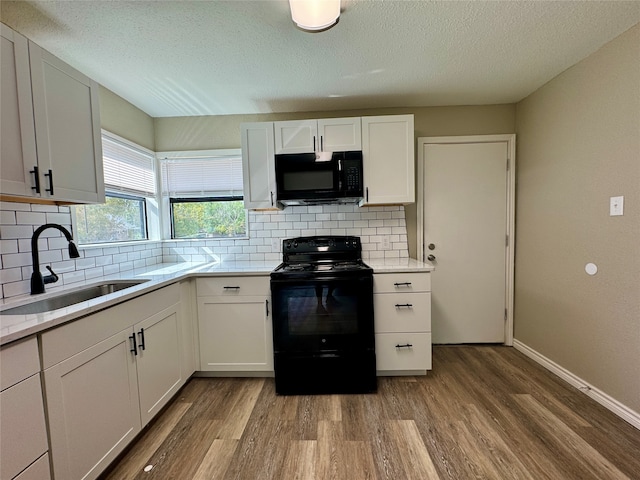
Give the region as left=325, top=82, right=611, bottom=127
left=270, top=274, right=374, bottom=354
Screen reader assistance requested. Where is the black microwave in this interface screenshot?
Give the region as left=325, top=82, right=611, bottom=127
left=275, top=151, right=363, bottom=206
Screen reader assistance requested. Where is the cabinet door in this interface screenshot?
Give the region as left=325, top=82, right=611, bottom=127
left=0, top=374, right=48, bottom=480
left=135, top=304, right=184, bottom=426
left=198, top=296, right=273, bottom=372
left=274, top=119, right=318, bottom=154
left=241, top=122, right=277, bottom=209
left=318, top=117, right=362, bottom=151
left=29, top=41, right=104, bottom=204
left=361, top=115, right=415, bottom=205
left=0, top=25, right=38, bottom=198
left=44, top=329, right=141, bottom=480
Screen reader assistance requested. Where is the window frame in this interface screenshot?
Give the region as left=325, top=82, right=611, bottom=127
left=72, top=130, right=159, bottom=247
left=157, top=148, right=247, bottom=241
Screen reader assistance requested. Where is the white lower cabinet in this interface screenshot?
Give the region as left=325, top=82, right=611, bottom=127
left=197, top=276, right=273, bottom=373
left=0, top=337, right=50, bottom=480
left=373, top=272, right=432, bottom=374
left=44, top=329, right=141, bottom=480
left=41, top=284, right=188, bottom=480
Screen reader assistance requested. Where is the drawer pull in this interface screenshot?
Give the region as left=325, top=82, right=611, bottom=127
left=395, top=343, right=413, bottom=349
left=393, top=282, right=412, bottom=287
left=395, top=303, right=413, bottom=308
left=223, top=286, right=240, bottom=290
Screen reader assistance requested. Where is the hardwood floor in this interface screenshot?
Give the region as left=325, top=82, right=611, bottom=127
left=101, top=346, right=640, bottom=480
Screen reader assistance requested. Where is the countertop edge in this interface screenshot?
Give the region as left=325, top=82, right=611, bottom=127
left=1, top=260, right=433, bottom=346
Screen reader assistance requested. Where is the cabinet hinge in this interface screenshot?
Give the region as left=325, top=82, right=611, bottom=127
left=506, top=234, right=509, bottom=247
left=506, top=158, right=510, bottom=171
left=504, top=309, right=508, bottom=322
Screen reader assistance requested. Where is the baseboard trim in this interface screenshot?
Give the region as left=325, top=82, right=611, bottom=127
left=513, top=339, right=640, bottom=430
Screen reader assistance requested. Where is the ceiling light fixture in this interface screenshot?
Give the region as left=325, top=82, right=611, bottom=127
left=289, top=0, right=340, bottom=32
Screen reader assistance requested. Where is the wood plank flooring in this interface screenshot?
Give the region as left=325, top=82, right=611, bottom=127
left=101, top=346, right=640, bottom=480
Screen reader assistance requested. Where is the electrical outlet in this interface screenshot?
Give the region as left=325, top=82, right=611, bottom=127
left=271, top=237, right=280, bottom=251
left=382, top=236, right=390, bottom=250
left=610, top=196, right=624, bottom=216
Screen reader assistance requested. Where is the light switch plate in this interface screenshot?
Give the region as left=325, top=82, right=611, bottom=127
left=610, top=196, right=624, bottom=216
left=271, top=237, right=280, bottom=251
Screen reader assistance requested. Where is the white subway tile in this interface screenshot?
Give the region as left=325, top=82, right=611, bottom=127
left=84, top=267, right=105, bottom=280
left=3, top=280, right=29, bottom=298
left=45, top=212, right=72, bottom=224
left=0, top=240, right=18, bottom=254
left=62, top=270, right=85, bottom=285
left=1, top=267, right=22, bottom=283
left=0, top=201, right=31, bottom=211
left=2, top=252, right=32, bottom=268
left=0, top=211, right=17, bottom=225
left=0, top=225, right=33, bottom=239
left=16, top=211, right=46, bottom=225
left=75, top=257, right=96, bottom=269
left=30, top=204, right=59, bottom=212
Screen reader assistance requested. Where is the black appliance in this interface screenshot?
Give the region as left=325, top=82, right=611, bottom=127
left=275, top=151, right=363, bottom=206
left=270, top=236, right=376, bottom=395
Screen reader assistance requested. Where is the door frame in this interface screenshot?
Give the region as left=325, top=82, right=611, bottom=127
left=417, top=134, right=516, bottom=345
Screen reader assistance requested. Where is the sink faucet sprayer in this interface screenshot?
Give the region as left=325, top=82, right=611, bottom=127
left=31, top=223, right=80, bottom=295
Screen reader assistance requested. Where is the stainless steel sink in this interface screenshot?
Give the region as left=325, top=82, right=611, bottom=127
left=0, top=280, right=149, bottom=315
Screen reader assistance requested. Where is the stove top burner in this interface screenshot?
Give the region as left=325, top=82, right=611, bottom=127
left=272, top=236, right=371, bottom=278
left=277, top=261, right=369, bottom=273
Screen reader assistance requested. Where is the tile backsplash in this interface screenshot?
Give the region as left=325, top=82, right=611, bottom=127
left=1, top=202, right=408, bottom=299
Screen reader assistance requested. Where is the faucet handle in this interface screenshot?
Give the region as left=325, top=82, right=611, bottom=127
left=43, top=266, right=59, bottom=285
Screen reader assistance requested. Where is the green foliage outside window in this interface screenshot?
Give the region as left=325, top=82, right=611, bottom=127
left=172, top=199, right=246, bottom=239
left=76, top=195, right=147, bottom=244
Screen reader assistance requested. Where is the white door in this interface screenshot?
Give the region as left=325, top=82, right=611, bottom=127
left=418, top=136, right=515, bottom=344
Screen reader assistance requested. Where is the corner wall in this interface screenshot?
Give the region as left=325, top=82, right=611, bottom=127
left=514, top=24, right=640, bottom=413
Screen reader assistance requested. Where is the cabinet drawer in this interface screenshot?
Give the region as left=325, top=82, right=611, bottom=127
left=374, top=292, right=431, bottom=333
left=14, top=453, right=51, bottom=480
left=375, top=333, right=432, bottom=373
left=1, top=336, right=40, bottom=391
left=196, top=276, right=270, bottom=297
left=0, top=374, right=48, bottom=480
left=373, top=272, right=430, bottom=293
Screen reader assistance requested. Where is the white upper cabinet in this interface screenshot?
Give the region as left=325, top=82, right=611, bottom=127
left=274, top=117, right=361, bottom=154
left=0, top=24, right=104, bottom=204
left=0, top=25, right=38, bottom=198
left=241, top=122, right=278, bottom=209
left=361, top=114, right=415, bottom=205
left=29, top=41, right=104, bottom=204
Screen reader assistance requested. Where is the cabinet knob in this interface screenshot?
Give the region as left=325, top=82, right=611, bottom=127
left=428, top=243, right=436, bottom=250
left=427, top=254, right=436, bottom=262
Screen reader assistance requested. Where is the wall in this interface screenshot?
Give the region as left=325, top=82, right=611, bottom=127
left=514, top=25, right=640, bottom=412
left=155, top=104, right=516, bottom=258
left=99, top=86, right=155, bottom=150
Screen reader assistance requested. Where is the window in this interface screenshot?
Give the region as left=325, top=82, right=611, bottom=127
left=159, top=150, right=247, bottom=239
left=73, top=131, right=156, bottom=245
left=75, top=193, right=147, bottom=243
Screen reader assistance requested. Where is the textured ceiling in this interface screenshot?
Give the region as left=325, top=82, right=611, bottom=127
left=1, top=1, right=639, bottom=118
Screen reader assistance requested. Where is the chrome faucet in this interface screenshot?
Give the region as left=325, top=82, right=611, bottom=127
left=31, top=224, right=80, bottom=295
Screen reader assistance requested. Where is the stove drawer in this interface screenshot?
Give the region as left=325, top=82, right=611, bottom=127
left=375, top=333, right=432, bottom=373
left=196, top=276, right=270, bottom=297
left=374, top=292, right=431, bottom=333
left=373, top=272, right=430, bottom=294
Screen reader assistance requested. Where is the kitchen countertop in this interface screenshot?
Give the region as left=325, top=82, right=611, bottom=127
left=0, top=258, right=434, bottom=346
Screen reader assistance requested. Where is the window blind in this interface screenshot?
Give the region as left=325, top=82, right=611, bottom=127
left=160, top=153, right=244, bottom=198
left=102, top=133, right=156, bottom=196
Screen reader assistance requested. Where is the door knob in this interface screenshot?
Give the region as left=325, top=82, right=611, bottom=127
left=428, top=243, right=436, bottom=250
left=427, top=254, right=436, bottom=262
